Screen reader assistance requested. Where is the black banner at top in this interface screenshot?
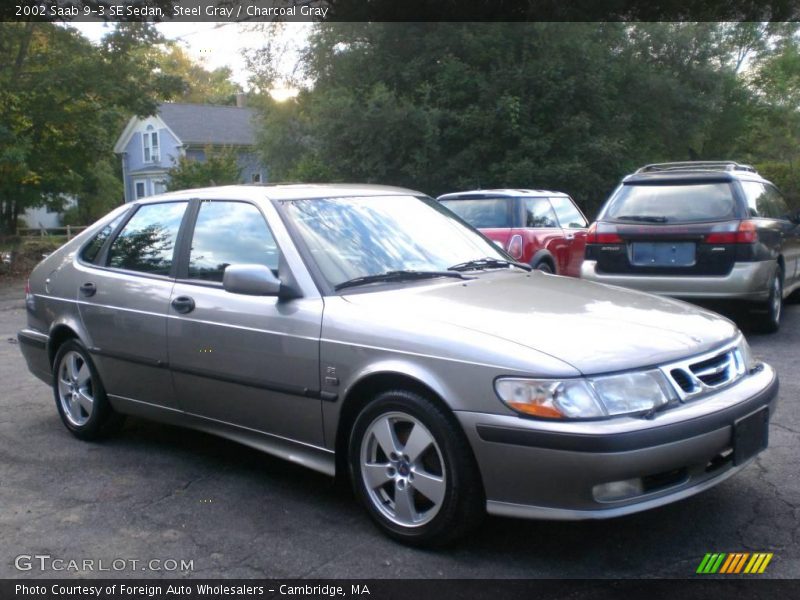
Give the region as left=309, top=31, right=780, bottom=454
left=2, top=0, right=800, bottom=22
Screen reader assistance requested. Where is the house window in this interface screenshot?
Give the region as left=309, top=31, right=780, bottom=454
left=142, top=125, right=160, bottom=163
left=251, top=173, right=262, bottom=183
left=135, top=181, right=146, bottom=199
left=153, top=180, right=167, bottom=195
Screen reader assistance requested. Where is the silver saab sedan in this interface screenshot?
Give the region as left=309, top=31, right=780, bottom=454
left=18, top=184, right=778, bottom=546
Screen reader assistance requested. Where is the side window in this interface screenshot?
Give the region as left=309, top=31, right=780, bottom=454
left=80, top=212, right=126, bottom=264
left=107, top=202, right=188, bottom=275
left=764, top=185, right=790, bottom=219
left=741, top=181, right=769, bottom=217
left=550, top=196, right=588, bottom=229
left=524, top=197, right=559, bottom=228
left=188, top=201, right=279, bottom=282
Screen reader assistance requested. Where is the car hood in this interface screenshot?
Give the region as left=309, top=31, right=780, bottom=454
left=341, top=270, right=739, bottom=375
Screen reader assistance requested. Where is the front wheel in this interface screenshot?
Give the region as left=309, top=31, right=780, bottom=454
left=349, top=390, right=484, bottom=546
left=52, top=339, right=124, bottom=440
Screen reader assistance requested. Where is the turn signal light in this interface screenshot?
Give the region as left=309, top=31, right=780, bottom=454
left=506, top=234, right=523, bottom=259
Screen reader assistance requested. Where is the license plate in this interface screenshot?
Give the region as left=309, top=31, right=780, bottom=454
left=631, top=242, right=696, bottom=267
left=733, top=407, right=769, bottom=465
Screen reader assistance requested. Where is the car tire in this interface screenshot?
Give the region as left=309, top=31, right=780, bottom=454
left=348, top=389, right=485, bottom=547
left=753, top=265, right=783, bottom=334
left=534, top=261, right=554, bottom=274
left=52, top=339, right=124, bottom=440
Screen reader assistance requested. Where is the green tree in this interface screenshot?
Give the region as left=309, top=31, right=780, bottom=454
left=155, top=43, right=243, bottom=105
left=0, top=22, right=182, bottom=233
left=250, top=23, right=753, bottom=214
left=165, top=146, right=242, bottom=191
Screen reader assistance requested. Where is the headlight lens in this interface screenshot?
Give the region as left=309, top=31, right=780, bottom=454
left=588, top=370, right=675, bottom=416
left=735, top=337, right=756, bottom=374
left=495, top=370, right=677, bottom=419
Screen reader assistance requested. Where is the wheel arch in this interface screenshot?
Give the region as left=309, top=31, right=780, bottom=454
left=530, top=249, right=556, bottom=272
left=47, top=324, right=80, bottom=367
left=334, top=369, right=461, bottom=478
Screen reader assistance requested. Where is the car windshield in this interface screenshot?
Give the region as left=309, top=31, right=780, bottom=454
left=281, top=195, right=507, bottom=289
left=604, top=182, right=737, bottom=223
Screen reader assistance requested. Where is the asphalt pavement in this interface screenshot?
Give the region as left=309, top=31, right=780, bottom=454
left=1, top=278, right=797, bottom=579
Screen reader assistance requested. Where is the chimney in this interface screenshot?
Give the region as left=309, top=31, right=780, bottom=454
left=235, top=93, right=246, bottom=108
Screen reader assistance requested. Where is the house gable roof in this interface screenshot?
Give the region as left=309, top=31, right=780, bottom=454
left=114, top=103, right=258, bottom=154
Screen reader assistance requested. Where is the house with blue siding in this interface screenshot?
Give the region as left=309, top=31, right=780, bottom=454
left=113, top=102, right=266, bottom=202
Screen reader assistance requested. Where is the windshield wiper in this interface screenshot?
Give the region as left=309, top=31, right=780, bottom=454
left=334, top=270, right=469, bottom=291
left=614, top=215, right=669, bottom=223
left=447, top=257, right=532, bottom=272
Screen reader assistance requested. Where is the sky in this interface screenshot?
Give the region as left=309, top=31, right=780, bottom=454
left=69, top=22, right=309, bottom=92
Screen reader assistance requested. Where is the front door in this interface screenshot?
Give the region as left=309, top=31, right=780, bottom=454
left=166, top=199, right=324, bottom=446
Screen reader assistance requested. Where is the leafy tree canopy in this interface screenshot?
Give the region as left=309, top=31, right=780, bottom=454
left=165, top=146, right=242, bottom=192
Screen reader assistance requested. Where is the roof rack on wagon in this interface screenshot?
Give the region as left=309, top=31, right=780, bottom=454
left=635, top=161, right=758, bottom=174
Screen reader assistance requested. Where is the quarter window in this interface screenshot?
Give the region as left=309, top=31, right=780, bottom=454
left=549, top=196, right=588, bottom=229
left=188, top=201, right=280, bottom=282
left=80, top=213, right=126, bottom=264
left=524, top=198, right=559, bottom=228
left=741, top=182, right=789, bottom=219
left=107, top=202, right=187, bottom=275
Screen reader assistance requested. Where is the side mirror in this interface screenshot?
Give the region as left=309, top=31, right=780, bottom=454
left=223, top=264, right=282, bottom=296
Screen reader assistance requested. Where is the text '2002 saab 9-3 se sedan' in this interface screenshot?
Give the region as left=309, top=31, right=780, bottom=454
left=18, top=184, right=778, bottom=545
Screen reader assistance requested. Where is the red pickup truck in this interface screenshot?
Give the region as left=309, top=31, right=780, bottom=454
left=438, top=189, right=589, bottom=277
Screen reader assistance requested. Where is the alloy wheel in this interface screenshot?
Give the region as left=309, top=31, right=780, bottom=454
left=57, top=350, right=95, bottom=427
left=359, top=411, right=446, bottom=528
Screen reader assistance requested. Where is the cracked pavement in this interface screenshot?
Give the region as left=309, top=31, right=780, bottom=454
left=0, top=278, right=797, bottom=579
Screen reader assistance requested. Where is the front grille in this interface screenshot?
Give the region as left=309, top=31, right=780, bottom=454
left=663, top=342, right=745, bottom=401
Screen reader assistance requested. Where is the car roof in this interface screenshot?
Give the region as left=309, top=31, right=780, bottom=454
left=438, top=189, right=569, bottom=200
left=130, top=183, right=425, bottom=205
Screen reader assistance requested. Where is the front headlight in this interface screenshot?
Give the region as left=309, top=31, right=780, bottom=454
left=495, top=370, right=677, bottom=419
left=734, top=337, right=756, bottom=374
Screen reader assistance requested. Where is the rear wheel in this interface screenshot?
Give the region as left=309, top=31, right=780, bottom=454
left=534, top=261, right=554, bottom=274
left=349, top=389, right=484, bottom=546
left=753, top=265, right=783, bottom=334
left=53, top=340, right=124, bottom=440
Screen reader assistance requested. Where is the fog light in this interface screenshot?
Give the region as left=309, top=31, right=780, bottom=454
left=593, top=478, right=644, bottom=502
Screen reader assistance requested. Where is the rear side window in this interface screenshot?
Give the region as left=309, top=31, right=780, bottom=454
left=440, top=198, right=512, bottom=228
left=741, top=181, right=790, bottom=219
left=524, top=197, right=558, bottom=228
left=605, top=183, right=736, bottom=223
left=550, top=196, right=587, bottom=229
left=107, top=202, right=188, bottom=275
left=80, top=212, right=126, bottom=264
left=188, top=201, right=280, bottom=282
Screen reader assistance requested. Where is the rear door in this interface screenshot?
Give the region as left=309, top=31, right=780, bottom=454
left=746, top=182, right=800, bottom=284
left=592, top=181, right=741, bottom=276
left=166, top=199, right=324, bottom=446
left=77, top=200, right=188, bottom=408
left=549, top=195, right=588, bottom=277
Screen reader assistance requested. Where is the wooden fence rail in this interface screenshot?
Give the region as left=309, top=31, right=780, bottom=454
left=16, top=225, right=89, bottom=240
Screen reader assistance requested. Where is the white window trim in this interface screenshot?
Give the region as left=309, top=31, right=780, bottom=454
left=142, top=128, right=160, bottom=164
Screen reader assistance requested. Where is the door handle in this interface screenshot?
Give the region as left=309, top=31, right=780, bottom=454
left=79, top=282, right=97, bottom=297
left=171, top=295, right=195, bottom=314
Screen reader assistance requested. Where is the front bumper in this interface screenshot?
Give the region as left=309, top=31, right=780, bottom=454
left=457, top=363, right=778, bottom=520
left=580, top=259, right=775, bottom=301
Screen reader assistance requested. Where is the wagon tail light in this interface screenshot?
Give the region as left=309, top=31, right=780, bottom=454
left=506, top=234, right=523, bottom=259
left=705, top=220, right=758, bottom=244
left=586, top=222, right=622, bottom=244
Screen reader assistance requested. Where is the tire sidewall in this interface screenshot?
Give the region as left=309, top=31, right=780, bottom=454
left=348, top=390, right=478, bottom=545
